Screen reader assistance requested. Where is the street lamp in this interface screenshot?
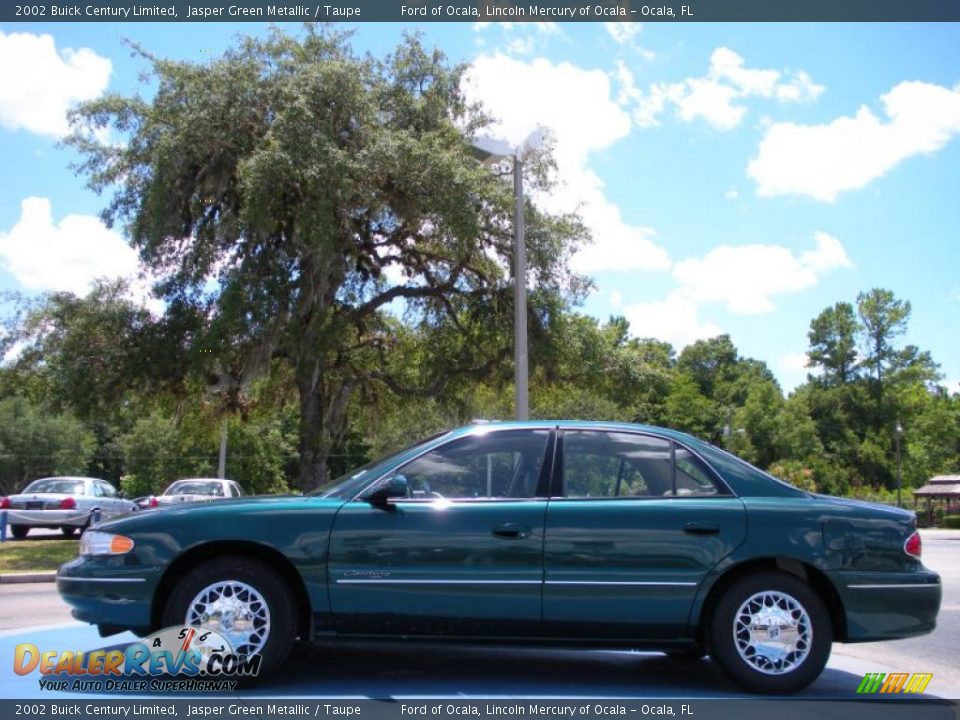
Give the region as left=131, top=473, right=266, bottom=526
left=470, top=131, right=542, bottom=421
left=895, top=420, right=904, bottom=508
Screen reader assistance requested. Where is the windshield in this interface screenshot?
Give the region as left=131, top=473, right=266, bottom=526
left=166, top=481, right=224, bottom=496
left=24, top=478, right=86, bottom=495
left=309, top=431, right=452, bottom=500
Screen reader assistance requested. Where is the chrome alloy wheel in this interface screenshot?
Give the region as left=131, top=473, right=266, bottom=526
left=185, top=580, right=270, bottom=657
left=733, top=590, right=812, bottom=675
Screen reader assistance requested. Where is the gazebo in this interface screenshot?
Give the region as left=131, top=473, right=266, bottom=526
left=912, top=475, right=960, bottom=525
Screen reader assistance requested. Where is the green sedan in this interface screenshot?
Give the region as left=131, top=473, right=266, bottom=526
left=57, top=421, right=941, bottom=693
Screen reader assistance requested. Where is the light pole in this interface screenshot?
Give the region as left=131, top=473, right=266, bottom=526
left=470, top=132, right=541, bottom=421
left=895, top=420, right=903, bottom=508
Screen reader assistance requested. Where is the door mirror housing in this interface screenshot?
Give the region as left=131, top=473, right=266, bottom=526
left=365, top=475, right=409, bottom=509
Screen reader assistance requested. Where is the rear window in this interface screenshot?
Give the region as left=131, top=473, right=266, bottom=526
left=24, top=479, right=85, bottom=494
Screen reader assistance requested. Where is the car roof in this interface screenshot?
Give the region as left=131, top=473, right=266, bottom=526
left=446, top=420, right=703, bottom=444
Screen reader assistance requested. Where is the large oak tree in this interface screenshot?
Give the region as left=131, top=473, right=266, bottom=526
left=68, top=27, right=587, bottom=489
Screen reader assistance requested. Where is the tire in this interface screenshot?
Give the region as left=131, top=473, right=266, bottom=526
left=10, top=525, right=29, bottom=540
left=61, top=526, right=78, bottom=537
left=709, top=571, right=831, bottom=694
left=161, top=556, right=297, bottom=678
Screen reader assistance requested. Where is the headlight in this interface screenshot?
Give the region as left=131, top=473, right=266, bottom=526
left=80, top=531, right=135, bottom=556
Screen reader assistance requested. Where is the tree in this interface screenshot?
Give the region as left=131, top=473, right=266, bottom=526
left=857, top=289, right=910, bottom=393
left=68, top=28, right=587, bottom=490
left=0, top=397, right=95, bottom=495
left=807, top=302, right=859, bottom=385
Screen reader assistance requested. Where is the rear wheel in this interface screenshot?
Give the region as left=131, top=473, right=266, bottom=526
left=10, top=525, right=29, bottom=540
left=161, top=556, right=297, bottom=678
left=61, top=526, right=78, bottom=537
left=709, top=571, right=831, bottom=694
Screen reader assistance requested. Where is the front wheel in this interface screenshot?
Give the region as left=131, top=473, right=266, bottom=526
left=161, top=556, right=297, bottom=678
left=10, top=525, right=29, bottom=540
left=709, top=571, right=831, bottom=694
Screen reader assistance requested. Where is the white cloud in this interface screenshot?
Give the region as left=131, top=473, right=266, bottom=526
left=609, top=289, right=622, bottom=309
left=724, top=188, right=739, bottom=200
left=779, top=351, right=817, bottom=392
left=605, top=22, right=641, bottom=45
left=623, top=294, right=722, bottom=350
left=748, top=81, right=960, bottom=201
left=472, top=22, right=560, bottom=56
left=465, top=54, right=670, bottom=274
left=616, top=47, right=822, bottom=131
left=0, top=197, right=139, bottom=295
left=672, top=231, right=852, bottom=314
left=0, top=30, right=111, bottom=137
left=780, top=351, right=809, bottom=372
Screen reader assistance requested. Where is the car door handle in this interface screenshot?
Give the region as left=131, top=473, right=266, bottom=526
left=492, top=524, right=531, bottom=539
left=683, top=522, right=720, bottom=535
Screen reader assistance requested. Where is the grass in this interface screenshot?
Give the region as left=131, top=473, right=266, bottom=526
left=0, top=537, right=78, bottom=574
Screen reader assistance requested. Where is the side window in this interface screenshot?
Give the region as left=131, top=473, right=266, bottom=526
left=101, top=483, right=118, bottom=498
left=91, top=482, right=104, bottom=497
left=392, top=430, right=550, bottom=500
left=232, top=483, right=245, bottom=497
left=561, top=432, right=727, bottom=498
left=675, top=446, right=721, bottom=496
left=563, top=431, right=672, bottom=498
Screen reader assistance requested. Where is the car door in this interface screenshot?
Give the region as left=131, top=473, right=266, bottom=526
left=543, top=429, right=747, bottom=639
left=94, top=481, right=125, bottom=519
left=327, top=428, right=554, bottom=637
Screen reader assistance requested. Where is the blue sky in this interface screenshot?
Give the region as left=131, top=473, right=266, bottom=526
left=0, top=21, right=958, bottom=394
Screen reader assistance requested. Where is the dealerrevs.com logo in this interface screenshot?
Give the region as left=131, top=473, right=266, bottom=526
left=14, top=626, right=261, bottom=693
left=856, top=672, right=933, bottom=694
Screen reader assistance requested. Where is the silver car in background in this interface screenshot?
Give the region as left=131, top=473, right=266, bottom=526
left=0, top=476, right=137, bottom=539
left=140, top=478, right=245, bottom=508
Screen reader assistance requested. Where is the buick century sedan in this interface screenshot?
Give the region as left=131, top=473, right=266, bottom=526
left=57, top=422, right=941, bottom=693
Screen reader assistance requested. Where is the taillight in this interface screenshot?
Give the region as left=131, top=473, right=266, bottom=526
left=904, top=531, right=922, bottom=558
left=149, top=497, right=158, bottom=508
left=59, top=497, right=76, bottom=510
left=0, top=497, right=9, bottom=509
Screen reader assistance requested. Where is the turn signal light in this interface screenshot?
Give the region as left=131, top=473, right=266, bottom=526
left=59, top=497, right=76, bottom=510
left=80, top=531, right=136, bottom=556
left=904, top=531, right=922, bottom=558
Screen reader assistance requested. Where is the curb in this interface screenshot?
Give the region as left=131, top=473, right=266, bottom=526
left=0, top=571, right=57, bottom=584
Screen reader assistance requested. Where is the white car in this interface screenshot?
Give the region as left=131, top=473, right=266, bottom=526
left=1, top=476, right=137, bottom=539
left=142, top=478, right=245, bottom=508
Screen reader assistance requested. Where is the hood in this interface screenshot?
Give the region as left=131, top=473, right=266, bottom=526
left=94, top=494, right=345, bottom=533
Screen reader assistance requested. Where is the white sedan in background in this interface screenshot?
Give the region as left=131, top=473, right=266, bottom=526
left=140, top=478, right=245, bottom=508
left=1, top=476, right=137, bottom=539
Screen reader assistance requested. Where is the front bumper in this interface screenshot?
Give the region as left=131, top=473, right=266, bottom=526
left=831, top=568, right=942, bottom=642
left=56, top=556, right=158, bottom=631
left=6, top=509, right=92, bottom=528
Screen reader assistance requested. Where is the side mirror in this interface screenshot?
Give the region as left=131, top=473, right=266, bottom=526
left=365, top=475, right=409, bottom=510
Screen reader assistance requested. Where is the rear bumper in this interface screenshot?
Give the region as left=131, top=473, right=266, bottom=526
left=831, top=569, right=942, bottom=642
left=6, top=509, right=91, bottom=527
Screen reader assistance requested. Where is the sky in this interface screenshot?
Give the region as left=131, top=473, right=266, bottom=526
left=0, top=21, right=958, bottom=394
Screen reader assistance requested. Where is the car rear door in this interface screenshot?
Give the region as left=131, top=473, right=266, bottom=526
left=327, top=428, right=554, bottom=637
left=543, top=429, right=747, bottom=639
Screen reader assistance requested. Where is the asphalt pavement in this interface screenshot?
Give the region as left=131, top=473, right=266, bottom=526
left=0, top=530, right=957, bottom=700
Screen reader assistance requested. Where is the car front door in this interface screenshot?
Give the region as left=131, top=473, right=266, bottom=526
left=327, top=428, right=554, bottom=637
left=543, top=429, right=747, bottom=639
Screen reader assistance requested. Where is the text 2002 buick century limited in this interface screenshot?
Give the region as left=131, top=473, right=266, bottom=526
left=57, top=421, right=941, bottom=693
